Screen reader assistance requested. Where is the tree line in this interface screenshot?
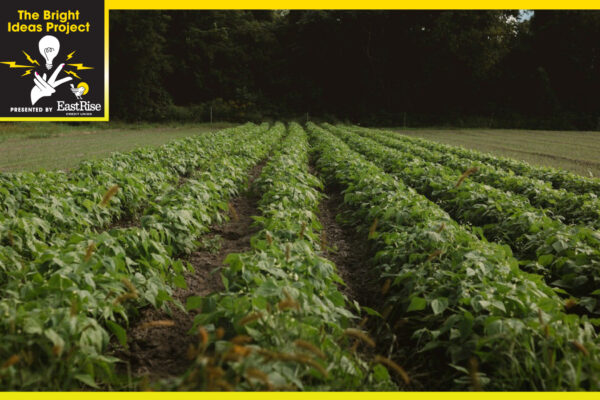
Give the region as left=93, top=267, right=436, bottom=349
left=109, top=10, right=600, bottom=130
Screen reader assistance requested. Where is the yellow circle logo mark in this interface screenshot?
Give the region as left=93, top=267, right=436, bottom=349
left=77, top=82, right=89, bottom=95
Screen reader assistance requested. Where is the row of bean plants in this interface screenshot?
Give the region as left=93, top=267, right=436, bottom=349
left=0, top=124, right=283, bottom=389
left=359, top=126, right=600, bottom=197
left=178, top=123, right=397, bottom=391
left=326, top=124, right=600, bottom=313
left=346, top=125, right=600, bottom=230
left=307, top=122, right=600, bottom=390
left=0, top=123, right=266, bottom=262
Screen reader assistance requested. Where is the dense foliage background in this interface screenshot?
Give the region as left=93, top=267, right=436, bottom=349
left=109, top=10, right=600, bottom=130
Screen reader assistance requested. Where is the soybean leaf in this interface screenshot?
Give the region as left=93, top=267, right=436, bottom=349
left=106, top=320, right=128, bottom=349
left=431, top=297, right=449, bottom=315
left=186, top=296, right=203, bottom=311
left=407, top=296, right=427, bottom=312
left=74, top=374, right=100, bottom=389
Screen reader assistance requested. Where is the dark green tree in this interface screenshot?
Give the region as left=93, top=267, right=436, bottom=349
left=108, top=9, right=600, bottom=129
left=110, top=11, right=173, bottom=120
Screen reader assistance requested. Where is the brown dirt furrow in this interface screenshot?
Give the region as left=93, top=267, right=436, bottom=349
left=314, top=170, right=441, bottom=390
left=107, top=217, right=139, bottom=230
left=318, top=184, right=379, bottom=308
left=114, top=160, right=266, bottom=383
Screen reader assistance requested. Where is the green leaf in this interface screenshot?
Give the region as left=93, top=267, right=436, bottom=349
left=224, top=253, right=243, bottom=272
left=221, top=273, right=229, bottom=291
left=23, top=317, right=43, bottom=335
left=430, top=297, right=449, bottom=315
left=186, top=296, right=204, bottom=311
left=579, top=297, right=597, bottom=313
left=407, top=296, right=427, bottom=312
left=44, top=328, right=65, bottom=349
left=458, top=311, right=474, bottom=337
left=553, top=287, right=570, bottom=295
left=491, top=300, right=506, bottom=313
left=256, top=280, right=280, bottom=297
left=449, top=364, right=469, bottom=374
left=156, top=289, right=173, bottom=303
left=538, top=254, right=554, bottom=267
left=252, top=296, right=268, bottom=310
left=74, top=374, right=100, bottom=389
left=361, top=306, right=382, bottom=317
left=372, top=363, right=391, bottom=382
left=245, top=326, right=263, bottom=341
left=552, top=240, right=569, bottom=253
left=173, top=274, right=187, bottom=289
left=82, top=199, right=95, bottom=211
left=329, top=290, right=345, bottom=307
left=106, top=320, right=127, bottom=348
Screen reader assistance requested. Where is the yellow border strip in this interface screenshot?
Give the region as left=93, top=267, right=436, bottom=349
left=105, top=2, right=110, bottom=121
left=105, top=0, right=600, bottom=9
left=5, top=2, right=600, bottom=396
left=8, top=392, right=600, bottom=398
left=0, top=2, right=109, bottom=121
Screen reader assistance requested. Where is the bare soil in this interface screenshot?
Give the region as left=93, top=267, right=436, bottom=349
left=314, top=172, right=442, bottom=390
left=114, top=160, right=266, bottom=382
left=107, top=217, right=139, bottom=231
left=317, top=184, right=380, bottom=308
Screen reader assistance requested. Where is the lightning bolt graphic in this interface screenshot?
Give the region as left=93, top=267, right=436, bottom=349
left=21, top=69, right=33, bottom=77
left=67, top=63, right=93, bottom=70
left=64, top=70, right=82, bottom=80
left=1, top=61, right=34, bottom=68
left=66, top=51, right=76, bottom=61
left=22, top=51, right=39, bottom=66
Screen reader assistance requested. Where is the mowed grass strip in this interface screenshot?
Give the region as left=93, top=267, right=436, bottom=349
left=0, top=122, right=234, bottom=172
left=395, top=128, right=600, bottom=177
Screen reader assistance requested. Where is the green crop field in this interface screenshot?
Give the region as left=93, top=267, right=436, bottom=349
left=2, top=123, right=600, bottom=391
left=0, top=122, right=234, bottom=172
left=396, top=128, right=600, bottom=178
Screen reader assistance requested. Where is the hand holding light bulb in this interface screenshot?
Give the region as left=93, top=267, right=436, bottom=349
left=30, top=63, right=73, bottom=105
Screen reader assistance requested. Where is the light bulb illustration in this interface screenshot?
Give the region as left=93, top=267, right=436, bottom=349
left=38, top=35, right=60, bottom=70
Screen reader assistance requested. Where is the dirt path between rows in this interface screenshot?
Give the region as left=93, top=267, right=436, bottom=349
left=314, top=171, right=442, bottom=390
left=317, top=184, right=379, bottom=309
left=114, top=160, right=266, bottom=383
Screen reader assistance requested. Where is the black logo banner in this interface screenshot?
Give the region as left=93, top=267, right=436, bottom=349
left=0, top=0, right=107, bottom=119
